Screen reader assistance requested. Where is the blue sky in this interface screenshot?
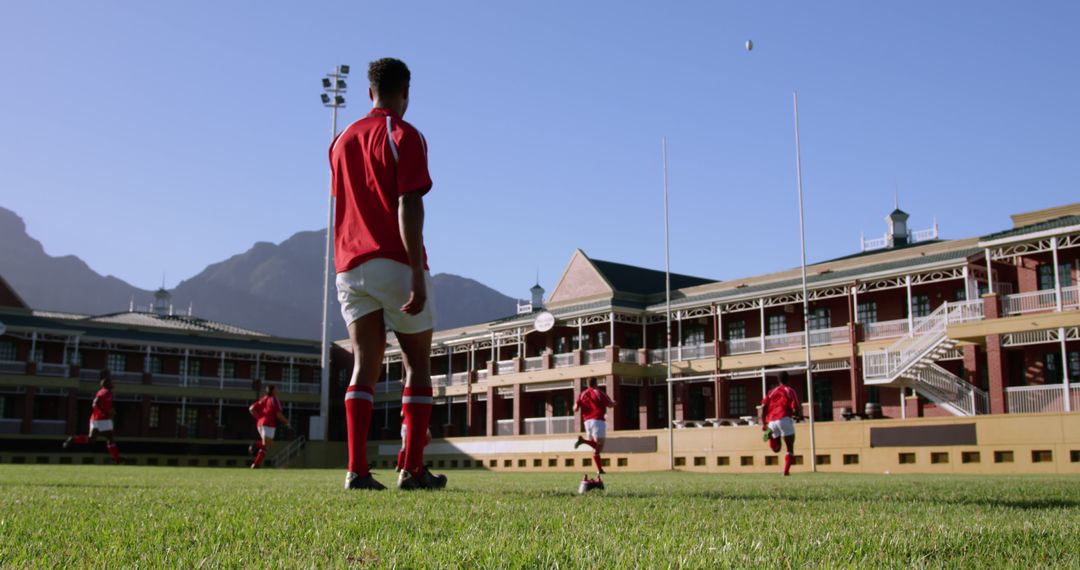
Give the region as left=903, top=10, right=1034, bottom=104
left=1, top=2, right=1077, bottom=301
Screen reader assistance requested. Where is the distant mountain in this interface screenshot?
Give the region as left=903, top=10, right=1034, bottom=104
left=0, top=207, right=518, bottom=338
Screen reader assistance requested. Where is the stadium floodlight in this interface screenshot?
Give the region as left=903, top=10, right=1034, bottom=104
left=314, top=64, right=349, bottom=441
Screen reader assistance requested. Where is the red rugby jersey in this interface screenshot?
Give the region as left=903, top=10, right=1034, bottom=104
left=762, top=384, right=799, bottom=423
left=254, top=395, right=282, bottom=428
left=576, top=387, right=612, bottom=422
left=90, top=387, right=113, bottom=421
left=329, top=107, right=432, bottom=273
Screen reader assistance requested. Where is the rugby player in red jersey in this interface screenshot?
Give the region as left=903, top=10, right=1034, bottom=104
left=63, top=370, right=122, bottom=464
left=760, top=372, right=801, bottom=476
left=330, top=58, right=445, bottom=491
left=573, top=378, right=616, bottom=474
left=249, top=384, right=289, bottom=469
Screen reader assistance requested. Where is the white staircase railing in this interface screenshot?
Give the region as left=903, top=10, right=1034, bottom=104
left=274, top=435, right=307, bottom=468
left=908, top=363, right=988, bottom=416
left=863, top=300, right=984, bottom=384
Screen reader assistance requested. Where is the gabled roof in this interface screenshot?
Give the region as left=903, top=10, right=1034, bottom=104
left=0, top=275, right=28, bottom=309
left=81, top=312, right=269, bottom=337
left=590, top=258, right=715, bottom=296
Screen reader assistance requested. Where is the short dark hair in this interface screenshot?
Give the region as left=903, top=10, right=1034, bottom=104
left=368, top=58, right=411, bottom=97
left=778, top=372, right=790, bottom=384
left=588, top=378, right=598, bottom=388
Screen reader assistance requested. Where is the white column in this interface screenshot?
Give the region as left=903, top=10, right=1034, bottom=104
left=577, top=321, right=583, bottom=351
left=144, top=345, right=151, bottom=373
left=219, top=352, right=226, bottom=390
left=182, top=349, right=190, bottom=387
left=677, top=311, right=684, bottom=361
left=1051, top=237, right=1063, bottom=312
left=760, top=368, right=766, bottom=397
left=29, top=332, right=37, bottom=362
left=642, top=321, right=647, bottom=351
left=961, top=265, right=972, bottom=302
left=900, top=388, right=907, bottom=419
left=985, top=249, right=994, bottom=294
left=72, top=335, right=80, bottom=367
left=759, top=300, right=766, bottom=353
left=717, top=305, right=724, bottom=342
left=609, top=312, right=615, bottom=347
left=905, top=275, right=914, bottom=337
left=852, top=286, right=860, bottom=324
left=1060, top=327, right=1071, bottom=412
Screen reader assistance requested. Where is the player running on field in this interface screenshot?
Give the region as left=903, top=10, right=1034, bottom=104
left=331, top=58, right=445, bottom=491
left=573, top=378, right=616, bottom=474
left=249, top=384, right=289, bottom=469
left=63, top=370, right=122, bottom=464
left=760, top=371, right=801, bottom=476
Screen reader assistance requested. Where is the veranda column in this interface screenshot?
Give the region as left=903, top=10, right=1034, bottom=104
left=511, top=383, right=522, bottom=436
left=604, top=375, right=620, bottom=430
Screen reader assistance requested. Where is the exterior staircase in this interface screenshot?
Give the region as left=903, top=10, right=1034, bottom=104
left=863, top=300, right=988, bottom=416
left=273, top=435, right=307, bottom=468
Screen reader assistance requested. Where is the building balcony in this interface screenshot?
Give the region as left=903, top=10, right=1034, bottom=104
left=1000, top=286, right=1079, bottom=317
left=1006, top=383, right=1080, bottom=414
left=522, top=415, right=576, bottom=435
left=724, top=326, right=851, bottom=357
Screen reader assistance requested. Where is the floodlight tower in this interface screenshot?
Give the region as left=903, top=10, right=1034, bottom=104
left=317, top=64, right=349, bottom=441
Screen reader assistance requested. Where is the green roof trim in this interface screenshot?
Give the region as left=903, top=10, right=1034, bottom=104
left=980, top=215, right=1080, bottom=242
left=590, top=258, right=715, bottom=296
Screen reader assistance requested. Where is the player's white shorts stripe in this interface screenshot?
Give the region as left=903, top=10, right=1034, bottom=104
left=345, top=390, right=374, bottom=402
left=402, top=395, right=433, bottom=404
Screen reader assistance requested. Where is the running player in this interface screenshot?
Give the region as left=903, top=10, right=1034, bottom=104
left=249, top=384, right=289, bottom=469
left=573, top=378, right=616, bottom=474
left=759, top=371, right=801, bottom=476
left=63, top=371, right=122, bottom=464
left=331, top=58, right=445, bottom=491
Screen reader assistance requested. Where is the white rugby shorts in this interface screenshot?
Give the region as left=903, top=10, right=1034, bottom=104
left=584, top=419, right=607, bottom=441
left=89, top=419, right=114, bottom=433
left=767, top=416, right=796, bottom=438
left=336, top=258, right=435, bottom=334
left=258, top=425, right=276, bottom=440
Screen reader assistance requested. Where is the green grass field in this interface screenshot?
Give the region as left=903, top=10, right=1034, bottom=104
left=1, top=466, right=1079, bottom=568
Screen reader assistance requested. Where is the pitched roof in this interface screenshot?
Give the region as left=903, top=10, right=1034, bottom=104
left=589, top=258, right=715, bottom=296
left=82, top=312, right=269, bottom=337
left=980, top=214, right=1080, bottom=242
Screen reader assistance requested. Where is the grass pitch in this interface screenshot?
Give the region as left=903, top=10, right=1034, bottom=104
left=1, top=466, right=1078, bottom=568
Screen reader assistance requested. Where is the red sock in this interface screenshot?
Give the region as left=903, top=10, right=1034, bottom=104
left=345, top=385, right=374, bottom=476
left=72, top=435, right=89, bottom=445
left=402, top=387, right=433, bottom=476
left=769, top=437, right=781, bottom=453
left=107, top=443, right=121, bottom=464
left=396, top=449, right=406, bottom=470
left=783, top=453, right=793, bottom=475
left=252, top=449, right=266, bottom=468
left=581, top=438, right=597, bottom=450
left=593, top=453, right=602, bottom=469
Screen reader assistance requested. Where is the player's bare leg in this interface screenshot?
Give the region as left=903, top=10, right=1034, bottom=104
left=344, top=311, right=387, bottom=490
left=396, top=328, right=446, bottom=490
left=782, top=434, right=796, bottom=476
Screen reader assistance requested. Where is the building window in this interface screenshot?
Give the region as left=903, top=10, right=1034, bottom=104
left=814, top=378, right=833, bottom=422
left=596, top=331, right=609, bottom=348
left=555, top=337, right=568, bottom=354
left=954, top=287, right=967, bottom=302
left=911, top=295, right=931, bottom=318
left=729, top=385, right=748, bottom=416
left=283, top=366, right=300, bottom=385
left=683, top=326, right=705, bottom=346
left=767, top=315, right=787, bottom=336
left=856, top=302, right=878, bottom=324
left=253, top=364, right=265, bottom=380
left=572, top=334, right=590, bottom=350
left=623, top=332, right=642, bottom=350
left=185, top=360, right=201, bottom=378
left=1045, top=353, right=1062, bottom=384
left=146, top=356, right=163, bottom=374
left=0, top=341, right=17, bottom=361
left=149, top=405, right=160, bottom=429
left=867, top=386, right=881, bottom=405
left=726, top=321, right=746, bottom=340
left=30, top=348, right=44, bottom=363
left=808, top=308, right=831, bottom=330
left=107, top=353, right=126, bottom=372
left=1069, top=351, right=1080, bottom=380
left=222, top=361, right=235, bottom=378
left=65, top=349, right=82, bottom=366
left=1038, top=263, right=1074, bottom=290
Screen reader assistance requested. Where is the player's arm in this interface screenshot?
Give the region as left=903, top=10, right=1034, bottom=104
left=248, top=403, right=258, bottom=418
left=398, top=192, right=426, bottom=315
left=276, top=411, right=290, bottom=427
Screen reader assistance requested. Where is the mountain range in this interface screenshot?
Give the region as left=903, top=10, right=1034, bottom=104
left=0, top=207, right=518, bottom=339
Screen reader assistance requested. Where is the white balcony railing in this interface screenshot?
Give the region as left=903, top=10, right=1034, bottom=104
left=377, top=381, right=403, bottom=394
left=1007, top=383, right=1080, bottom=414
left=679, top=343, right=716, bottom=361
left=618, top=348, right=638, bottom=363
left=431, top=374, right=450, bottom=388
left=153, top=373, right=183, bottom=386
left=863, top=319, right=910, bottom=341
left=553, top=353, right=574, bottom=368
left=727, top=337, right=762, bottom=355
left=648, top=348, right=667, bottom=363
left=523, top=415, right=576, bottom=435
left=497, top=359, right=516, bottom=375
left=451, top=372, right=470, bottom=385
left=36, top=363, right=69, bottom=377
left=0, top=361, right=26, bottom=375
left=476, top=370, right=489, bottom=383
left=1001, top=286, right=1079, bottom=316
left=496, top=419, right=514, bottom=436
left=583, top=349, right=607, bottom=364
left=524, top=356, right=544, bottom=371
